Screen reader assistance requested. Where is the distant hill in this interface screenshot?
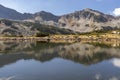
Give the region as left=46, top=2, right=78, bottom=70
left=0, top=4, right=33, bottom=20
left=0, top=4, right=59, bottom=21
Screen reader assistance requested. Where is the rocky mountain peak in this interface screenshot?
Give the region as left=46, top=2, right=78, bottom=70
left=34, top=11, right=52, bottom=16
left=58, top=8, right=118, bottom=32
left=33, top=11, right=59, bottom=22
left=82, top=8, right=103, bottom=14
left=59, top=8, right=111, bottom=23
left=83, top=8, right=93, bottom=11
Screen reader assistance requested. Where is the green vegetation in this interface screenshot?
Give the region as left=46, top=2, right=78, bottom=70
left=79, top=29, right=120, bottom=35
left=35, top=32, right=49, bottom=37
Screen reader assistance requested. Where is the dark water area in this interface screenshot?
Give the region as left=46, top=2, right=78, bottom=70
left=0, top=41, right=120, bottom=80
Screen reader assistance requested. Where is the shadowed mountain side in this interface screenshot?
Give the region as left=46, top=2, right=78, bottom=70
left=0, top=4, right=33, bottom=20
left=0, top=42, right=120, bottom=67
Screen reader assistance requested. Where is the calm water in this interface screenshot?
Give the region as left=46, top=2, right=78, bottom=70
left=0, top=41, right=120, bottom=80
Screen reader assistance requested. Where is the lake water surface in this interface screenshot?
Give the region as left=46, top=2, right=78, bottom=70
left=0, top=41, right=120, bottom=80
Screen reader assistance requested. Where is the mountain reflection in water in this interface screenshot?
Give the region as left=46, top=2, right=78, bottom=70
left=0, top=41, right=120, bottom=80
left=0, top=41, right=120, bottom=66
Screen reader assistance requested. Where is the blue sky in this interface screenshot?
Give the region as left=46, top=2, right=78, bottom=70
left=0, top=0, right=120, bottom=16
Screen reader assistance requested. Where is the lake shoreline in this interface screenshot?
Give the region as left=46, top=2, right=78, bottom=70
left=0, top=36, right=120, bottom=45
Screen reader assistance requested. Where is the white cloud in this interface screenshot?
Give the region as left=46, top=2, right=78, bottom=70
left=113, top=8, right=120, bottom=16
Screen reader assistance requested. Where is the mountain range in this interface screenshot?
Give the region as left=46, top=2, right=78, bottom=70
left=0, top=4, right=120, bottom=36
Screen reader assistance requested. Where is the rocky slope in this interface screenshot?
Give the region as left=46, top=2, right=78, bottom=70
left=0, top=4, right=120, bottom=33
left=0, top=19, right=76, bottom=37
